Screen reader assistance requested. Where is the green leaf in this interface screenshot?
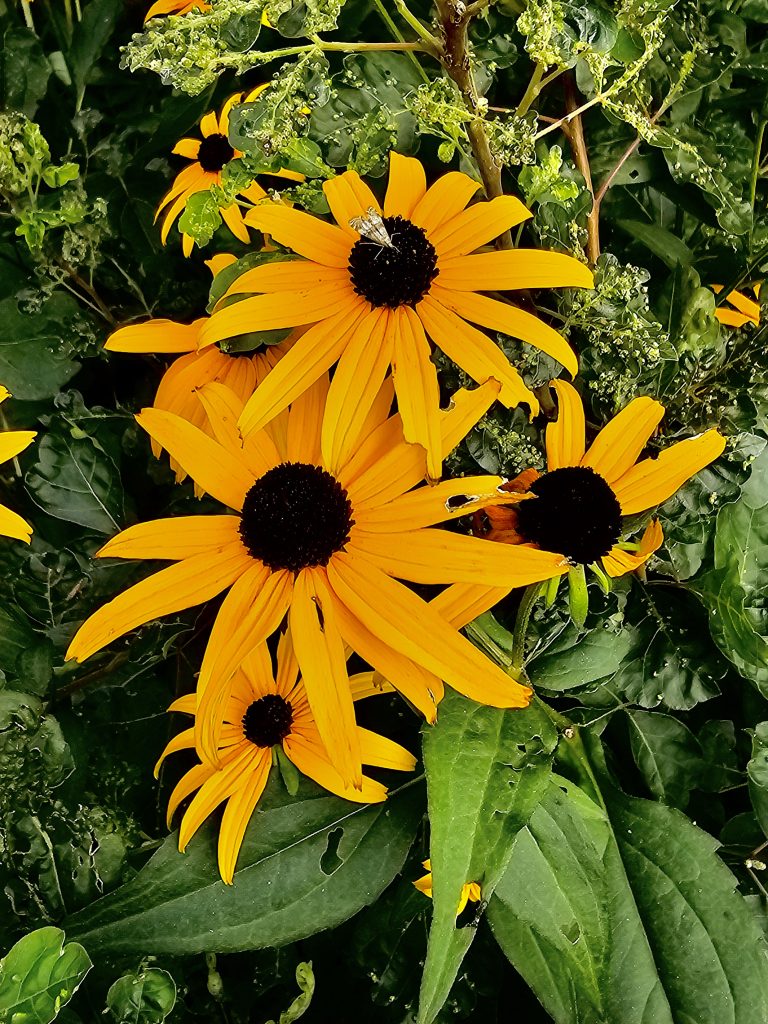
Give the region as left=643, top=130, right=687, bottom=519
left=417, top=691, right=558, bottom=1024
left=489, top=766, right=768, bottom=1023
left=0, top=294, right=81, bottom=401
left=26, top=430, right=123, bottom=534
left=626, top=710, right=704, bottom=808
left=747, top=722, right=768, bottom=837
left=41, top=163, right=80, bottom=189
left=176, top=191, right=222, bottom=247
left=1, top=29, right=51, bottom=116
left=264, top=962, right=314, bottom=1024
left=106, top=967, right=176, bottom=1024
left=695, top=447, right=768, bottom=693
left=68, top=0, right=122, bottom=107
left=206, top=250, right=298, bottom=312
left=66, top=774, right=421, bottom=955
left=616, top=219, right=694, bottom=269
left=0, top=927, right=92, bottom=1024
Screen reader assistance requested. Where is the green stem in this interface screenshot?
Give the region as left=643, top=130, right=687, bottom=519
left=516, top=63, right=545, bottom=116
left=391, top=0, right=441, bottom=50
left=20, top=0, right=35, bottom=30
left=714, top=242, right=768, bottom=308
left=510, top=582, right=545, bottom=675
left=750, top=118, right=767, bottom=245
left=372, top=0, right=430, bottom=83
left=465, top=616, right=514, bottom=670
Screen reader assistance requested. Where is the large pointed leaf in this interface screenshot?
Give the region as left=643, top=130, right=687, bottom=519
left=417, top=691, right=557, bottom=1024
left=66, top=774, right=421, bottom=955
left=489, top=770, right=768, bottom=1023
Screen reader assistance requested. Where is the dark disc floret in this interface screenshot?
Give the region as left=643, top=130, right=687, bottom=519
left=242, top=694, right=294, bottom=747
left=239, top=462, right=354, bottom=572
left=514, top=465, right=622, bottom=565
left=348, top=215, right=439, bottom=308
left=197, top=133, right=235, bottom=173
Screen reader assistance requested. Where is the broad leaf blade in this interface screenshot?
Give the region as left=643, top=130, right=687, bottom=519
left=417, top=691, right=557, bottom=1024
left=66, top=775, right=421, bottom=955
left=0, top=926, right=92, bottom=1024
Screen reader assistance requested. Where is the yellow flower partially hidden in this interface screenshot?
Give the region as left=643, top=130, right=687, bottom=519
left=201, top=151, right=593, bottom=478
left=66, top=376, right=568, bottom=788
left=0, top=387, right=36, bottom=543
left=711, top=284, right=761, bottom=328
left=144, top=0, right=210, bottom=22
left=414, top=860, right=481, bottom=917
left=158, top=629, right=415, bottom=884
left=156, top=87, right=302, bottom=256
left=484, top=379, right=724, bottom=579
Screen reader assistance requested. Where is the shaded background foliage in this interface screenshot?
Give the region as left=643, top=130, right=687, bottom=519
left=0, top=0, right=767, bottom=1019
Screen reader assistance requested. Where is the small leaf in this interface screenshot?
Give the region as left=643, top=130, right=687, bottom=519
left=626, top=709, right=704, bottom=808
left=0, top=926, right=92, bottom=1024
left=106, top=967, right=176, bottom=1024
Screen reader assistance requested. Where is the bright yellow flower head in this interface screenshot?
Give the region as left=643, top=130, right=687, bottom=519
left=199, top=151, right=593, bottom=478
left=0, top=387, right=36, bottom=544
left=484, top=379, right=725, bottom=582
left=157, top=629, right=415, bottom=884
left=65, top=376, right=567, bottom=788
left=156, top=86, right=303, bottom=256
left=414, top=859, right=481, bottom=917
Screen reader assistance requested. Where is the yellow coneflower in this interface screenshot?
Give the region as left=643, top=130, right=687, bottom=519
left=144, top=0, right=209, bottom=21
left=480, top=379, right=724, bottom=602
left=414, top=859, right=481, bottom=916
left=105, top=316, right=293, bottom=487
left=199, top=152, right=593, bottom=478
left=0, top=387, right=35, bottom=543
left=712, top=284, right=761, bottom=328
left=157, top=628, right=415, bottom=884
left=156, top=87, right=303, bottom=256
left=66, top=377, right=569, bottom=787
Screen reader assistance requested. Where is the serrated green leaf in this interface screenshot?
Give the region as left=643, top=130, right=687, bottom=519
left=66, top=775, right=421, bottom=955
left=0, top=927, right=92, bottom=1024
left=417, top=691, right=557, bottom=1024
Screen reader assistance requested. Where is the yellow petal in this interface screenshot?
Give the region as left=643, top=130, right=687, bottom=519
left=324, top=170, right=381, bottom=236
left=430, top=582, right=510, bottom=630
left=429, top=195, right=532, bottom=259
left=66, top=543, right=250, bottom=663
left=223, top=261, right=349, bottom=298
left=355, top=475, right=513, bottom=532
left=436, top=250, right=594, bottom=292
left=391, top=307, right=442, bottom=480
left=0, top=429, right=36, bottom=465
left=105, top=318, right=202, bottom=354
left=196, top=382, right=281, bottom=479
left=290, top=568, right=362, bottom=788
left=178, top=746, right=258, bottom=852
left=136, top=408, right=254, bottom=511
left=383, top=152, right=427, bottom=219
left=357, top=726, right=416, bottom=771
left=602, top=519, right=664, bottom=578
left=98, top=515, right=239, bottom=561
left=410, top=172, right=482, bottom=235
left=348, top=671, right=395, bottom=700
left=220, top=203, right=250, bottom=244
left=154, top=726, right=195, bottom=777
left=0, top=502, right=33, bottom=543
left=172, top=138, right=201, bottom=160
left=433, top=286, right=578, bottom=378
left=581, top=395, right=664, bottom=484
left=612, top=430, right=726, bottom=515
left=243, top=203, right=352, bottom=266
left=328, top=553, right=532, bottom=707
left=166, top=763, right=216, bottom=828
left=546, top=379, right=585, bottom=470
left=285, top=373, right=330, bottom=464
left=284, top=735, right=388, bottom=804
left=217, top=750, right=271, bottom=883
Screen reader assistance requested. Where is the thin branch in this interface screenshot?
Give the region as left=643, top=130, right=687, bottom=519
left=57, top=259, right=116, bottom=324
left=391, top=0, right=441, bottom=51
left=372, top=0, right=430, bottom=83
left=562, top=75, right=599, bottom=264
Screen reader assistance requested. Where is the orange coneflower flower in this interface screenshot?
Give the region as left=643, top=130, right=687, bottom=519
left=712, top=284, right=761, bottom=328
left=144, top=0, right=210, bottom=21
left=0, top=387, right=36, bottom=543
left=414, top=859, right=481, bottom=916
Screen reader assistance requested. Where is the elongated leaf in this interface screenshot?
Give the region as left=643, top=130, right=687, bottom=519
left=747, top=721, right=768, bottom=837
left=489, top=762, right=768, bottom=1023
left=695, top=448, right=768, bottom=692
left=0, top=926, right=92, bottom=1024
left=66, top=774, right=421, bottom=955
left=626, top=709, right=704, bottom=808
left=417, top=691, right=557, bottom=1024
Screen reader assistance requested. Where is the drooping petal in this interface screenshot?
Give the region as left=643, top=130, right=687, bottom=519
left=410, top=172, right=482, bottom=235
left=434, top=286, right=578, bottom=378
left=284, top=735, right=388, bottom=803
left=105, top=318, right=202, bottom=353
left=236, top=303, right=365, bottom=437
left=417, top=295, right=535, bottom=411
left=98, top=515, right=240, bottom=561
left=349, top=671, right=395, bottom=700
left=172, top=138, right=202, bottom=160
left=602, top=519, right=664, bottom=578
left=355, top=475, right=512, bottom=532
left=166, top=763, right=216, bottom=827
left=220, top=203, right=251, bottom=244
left=328, top=553, right=532, bottom=707
left=391, top=307, right=442, bottom=480
left=154, top=727, right=196, bottom=777
left=321, top=308, right=392, bottom=473
left=435, top=250, right=594, bottom=292
left=136, top=408, right=254, bottom=510
left=324, top=170, right=381, bottom=236
left=383, top=152, right=427, bottom=219
left=612, top=430, right=726, bottom=515
left=155, top=164, right=209, bottom=218
left=217, top=749, right=272, bottom=883
left=429, top=195, right=531, bottom=258
left=243, top=204, right=352, bottom=266
left=546, top=379, right=586, bottom=471
left=581, top=395, right=664, bottom=484
left=290, top=568, right=362, bottom=788
left=0, top=429, right=36, bottom=465
left=351, top=527, right=567, bottom=587
left=430, top=582, right=511, bottom=630
left=178, top=745, right=259, bottom=852
left=0, top=503, right=33, bottom=543
left=66, top=543, right=251, bottom=663
left=357, top=727, right=417, bottom=771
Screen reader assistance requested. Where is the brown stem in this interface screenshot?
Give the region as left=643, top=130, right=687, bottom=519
left=563, top=75, right=599, bottom=264
left=53, top=652, right=130, bottom=703
left=58, top=259, right=116, bottom=325
left=592, top=107, right=663, bottom=217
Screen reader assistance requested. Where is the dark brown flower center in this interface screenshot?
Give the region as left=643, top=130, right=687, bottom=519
left=348, top=215, right=438, bottom=308
left=239, top=462, right=354, bottom=572
left=514, top=465, right=622, bottom=565
left=242, top=694, right=293, bottom=746
left=197, top=133, right=235, bottom=173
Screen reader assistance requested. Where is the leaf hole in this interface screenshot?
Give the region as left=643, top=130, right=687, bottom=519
left=320, top=826, right=344, bottom=875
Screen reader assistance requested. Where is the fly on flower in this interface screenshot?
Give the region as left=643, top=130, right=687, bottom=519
left=66, top=376, right=568, bottom=788
left=200, top=151, right=593, bottom=478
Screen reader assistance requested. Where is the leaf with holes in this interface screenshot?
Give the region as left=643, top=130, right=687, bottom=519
left=65, top=773, right=421, bottom=955
left=417, top=690, right=558, bottom=1024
